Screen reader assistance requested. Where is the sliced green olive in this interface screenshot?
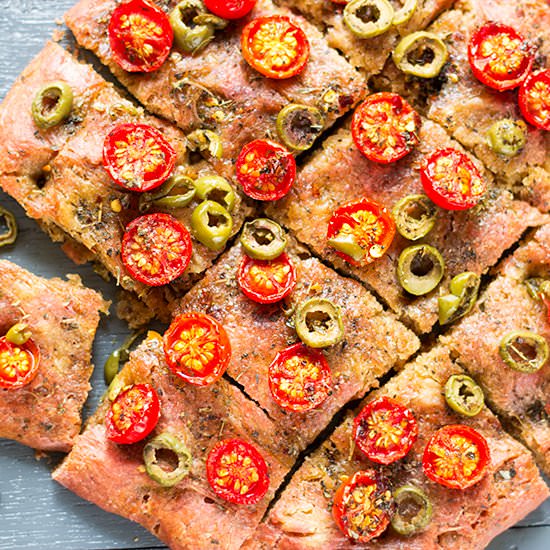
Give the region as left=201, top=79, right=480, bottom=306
left=193, top=175, right=235, bottom=212
left=444, top=374, right=484, bottom=417
left=499, top=330, right=549, bottom=373
left=5, top=323, right=32, bottom=346
left=327, top=234, right=366, bottom=263
left=392, top=0, right=418, bottom=26
left=139, top=175, right=196, bottom=212
left=276, top=104, right=325, bottom=152
left=32, top=81, right=74, bottom=129
left=294, top=298, right=344, bottom=348
left=438, top=272, right=481, bottom=325
left=392, top=194, right=437, bottom=241
left=0, top=206, right=18, bottom=247
left=393, top=31, right=448, bottom=78
left=170, top=1, right=215, bottom=54
left=524, top=277, right=547, bottom=301
left=397, top=244, right=444, bottom=296
left=487, top=119, right=527, bottom=157
left=143, top=433, right=192, bottom=487
left=186, top=129, right=223, bottom=159
left=193, top=13, right=228, bottom=29
left=104, top=331, right=144, bottom=385
left=344, top=0, right=394, bottom=39
left=240, top=218, right=287, bottom=260
left=191, top=200, right=233, bottom=251
left=391, top=485, right=432, bottom=536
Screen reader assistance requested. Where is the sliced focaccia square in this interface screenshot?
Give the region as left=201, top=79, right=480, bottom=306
left=171, top=237, right=419, bottom=454
left=442, top=223, right=550, bottom=475
left=248, top=345, right=549, bottom=549
left=65, top=0, right=367, bottom=172
left=0, top=259, right=108, bottom=452
left=53, top=332, right=296, bottom=550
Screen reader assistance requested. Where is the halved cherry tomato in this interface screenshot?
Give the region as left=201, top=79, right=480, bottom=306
left=519, top=70, right=550, bottom=131
left=468, top=23, right=534, bottom=91
left=206, top=438, right=270, bottom=504
left=353, top=396, right=418, bottom=465
left=351, top=93, right=421, bottom=164
left=205, top=0, right=256, bottom=19
left=421, top=148, right=486, bottom=211
left=241, top=16, right=310, bottom=79
left=237, top=253, right=296, bottom=304
left=236, top=139, right=296, bottom=201
left=105, top=383, right=160, bottom=444
left=268, top=343, right=332, bottom=412
left=163, top=312, right=231, bottom=386
left=122, top=213, right=192, bottom=286
left=0, top=336, right=40, bottom=390
left=327, top=198, right=396, bottom=266
left=108, top=0, right=173, bottom=73
left=422, top=424, right=490, bottom=490
left=103, top=123, right=176, bottom=192
left=332, top=470, right=394, bottom=543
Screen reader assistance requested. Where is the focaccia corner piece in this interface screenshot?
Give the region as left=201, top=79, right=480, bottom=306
left=0, top=259, right=108, bottom=452
left=249, top=345, right=549, bottom=549
left=53, top=333, right=295, bottom=550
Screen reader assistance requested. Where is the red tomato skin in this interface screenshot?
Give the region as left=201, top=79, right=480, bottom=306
left=353, top=396, right=418, bottom=464
left=105, top=384, right=161, bottom=444
left=0, top=337, right=40, bottom=390
left=204, top=0, right=256, bottom=19
left=519, top=70, right=550, bottom=131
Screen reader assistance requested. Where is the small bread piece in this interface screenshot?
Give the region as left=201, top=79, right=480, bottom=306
left=172, top=240, right=419, bottom=454
left=442, top=224, right=550, bottom=474
left=53, top=333, right=295, bottom=550
left=0, top=259, right=108, bottom=452
left=249, top=345, right=550, bottom=549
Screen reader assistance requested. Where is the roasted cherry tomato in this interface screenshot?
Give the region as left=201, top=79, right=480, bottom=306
left=468, top=23, right=534, bottom=91
left=268, top=343, right=332, bottom=412
left=421, top=148, right=486, bottom=210
left=236, top=139, right=296, bottom=201
left=237, top=253, right=296, bottom=304
left=0, top=336, right=40, bottom=390
left=105, top=383, right=160, bottom=444
left=332, top=470, right=394, bottom=543
left=353, top=396, right=418, bottom=465
left=351, top=93, right=421, bottom=164
left=206, top=438, right=270, bottom=505
left=109, top=0, right=173, bottom=73
left=241, top=16, right=310, bottom=79
left=205, top=0, right=256, bottom=19
left=103, top=123, right=176, bottom=192
left=519, top=70, right=550, bottom=131
left=327, top=198, right=396, bottom=266
left=422, top=424, right=490, bottom=490
left=163, top=312, right=231, bottom=386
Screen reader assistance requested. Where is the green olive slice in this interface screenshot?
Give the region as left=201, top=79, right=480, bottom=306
left=170, top=1, right=215, bottom=54
left=139, top=175, right=196, bottom=212
left=32, top=81, right=73, bottom=129
left=438, top=272, right=480, bottom=325
left=143, top=433, right=192, bottom=487
left=444, top=374, right=484, bottom=417
left=294, top=298, right=344, bottom=348
left=392, top=31, right=448, bottom=78
left=397, top=244, right=444, bottom=296
left=391, top=485, right=432, bottom=536
left=240, top=218, right=287, bottom=260
left=524, top=277, right=547, bottom=301
left=392, top=194, right=436, bottom=241
left=191, top=200, right=233, bottom=251
left=193, top=175, right=235, bottom=211
left=0, top=206, right=18, bottom=247
left=344, top=0, right=394, bottom=39
left=186, top=129, right=223, bottom=159
left=499, top=330, right=549, bottom=373
left=103, top=331, right=144, bottom=385
left=487, top=119, right=527, bottom=158
left=392, top=0, right=418, bottom=26
left=193, top=13, right=228, bottom=30
left=5, top=323, right=32, bottom=346
left=276, top=104, right=325, bottom=152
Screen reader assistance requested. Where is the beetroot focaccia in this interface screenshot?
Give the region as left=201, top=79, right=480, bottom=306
left=65, top=0, right=367, bottom=172
left=171, top=239, right=419, bottom=453
left=442, top=223, right=550, bottom=474
left=249, top=345, right=550, bottom=549
left=266, top=120, right=547, bottom=333
left=53, top=332, right=295, bottom=550
left=0, top=260, right=108, bottom=452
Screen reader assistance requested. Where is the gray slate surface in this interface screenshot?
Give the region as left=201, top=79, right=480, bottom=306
left=0, top=1, right=547, bottom=549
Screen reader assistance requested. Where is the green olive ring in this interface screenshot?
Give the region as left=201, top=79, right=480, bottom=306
left=186, top=129, right=223, bottom=159
left=32, top=81, right=74, bottom=129
left=397, top=244, right=445, bottom=296
left=294, top=298, right=345, bottom=348
left=343, top=0, right=394, bottom=39
left=103, top=331, right=144, bottom=385
left=392, top=194, right=437, bottom=241
left=139, top=175, right=196, bottom=212
left=191, top=200, right=233, bottom=251
left=444, top=374, right=485, bottom=417
left=438, top=271, right=481, bottom=326
left=392, top=0, right=418, bottom=26
left=499, top=330, right=549, bottom=373
left=240, top=218, right=287, bottom=260
left=392, top=32, right=448, bottom=78
left=391, top=485, right=432, bottom=536
left=276, top=104, right=325, bottom=152
left=143, top=433, right=192, bottom=487
left=0, top=206, right=18, bottom=247
left=193, top=175, right=236, bottom=211
left=170, top=1, right=216, bottom=54
left=487, top=119, right=527, bottom=158
left=5, top=323, right=32, bottom=346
